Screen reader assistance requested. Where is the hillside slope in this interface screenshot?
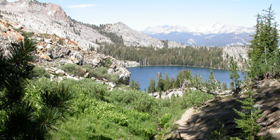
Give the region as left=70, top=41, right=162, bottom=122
left=0, top=0, right=186, bottom=49
left=0, top=0, right=112, bottom=51
left=0, top=14, right=132, bottom=85
left=103, top=22, right=186, bottom=48
left=167, top=79, right=280, bottom=139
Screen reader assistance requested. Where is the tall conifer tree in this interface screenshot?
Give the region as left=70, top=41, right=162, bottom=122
left=148, top=78, right=156, bottom=93
left=248, top=5, right=279, bottom=80
left=229, top=57, right=241, bottom=94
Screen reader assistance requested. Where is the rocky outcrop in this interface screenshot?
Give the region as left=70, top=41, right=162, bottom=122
left=0, top=0, right=112, bottom=51
left=149, top=89, right=184, bottom=99
left=0, top=18, right=131, bottom=85
left=222, top=46, right=249, bottom=70
left=46, top=67, right=117, bottom=90
left=121, top=60, right=140, bottom=67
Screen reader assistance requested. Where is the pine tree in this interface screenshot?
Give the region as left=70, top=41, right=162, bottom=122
left=182, top=69, right=192, bottom=80
left=192, top=73, right=199, bottom=89
left=248, top=5, right=279, bottom=80
left=156, top=72, right=164, bottom=92
left=175, top=70, right=183, bottom=88
left=207, top=68, right=217, bottom=94
left=0, top=39, right=36, bottom=110
left=206, top=68, right=219, bottom=100
left=229, top=56, right=241, bottom=94
left=163, top=73, right=170, bottom=91
left=148, top=78, right=156, bottom=93
left=130, top=79, right=135, bottom=89
left=0, top=39, right=74, bottom=139
left=170, top=76, right=176, bottom=89
left=233, top=91, right=265, bottom=140
left=198, top=74, right=204, bottom=90
left=134, top=80, right=141, bottom=90
left=222, top=83, right=228, bottom=91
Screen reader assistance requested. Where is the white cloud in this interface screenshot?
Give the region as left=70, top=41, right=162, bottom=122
left=67, top=4, right=98, bottom=9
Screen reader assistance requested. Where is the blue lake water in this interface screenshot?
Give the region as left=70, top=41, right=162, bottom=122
left=127, top=66, right=245, bottom=91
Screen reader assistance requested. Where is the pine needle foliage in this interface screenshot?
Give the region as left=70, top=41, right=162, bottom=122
left=0, top=39, right=74, bottom=139
left=229, top=56, right=241, bottom=94
left=233, top=91, right=266, bottom=140
left=248, top=5, right=279, bottom=80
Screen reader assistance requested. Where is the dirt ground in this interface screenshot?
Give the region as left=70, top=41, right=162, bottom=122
left=175, top=107, right=195, bottom=139
left=171, top=79, right=280, bottom=140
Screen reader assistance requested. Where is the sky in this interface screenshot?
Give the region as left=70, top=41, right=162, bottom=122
left=8, top=0, right=280, bottom=31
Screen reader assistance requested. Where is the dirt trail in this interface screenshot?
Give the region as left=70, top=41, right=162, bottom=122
left=174, top=107, right=195, bottom=140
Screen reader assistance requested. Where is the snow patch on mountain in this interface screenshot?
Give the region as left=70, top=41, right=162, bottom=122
left=143, top=22, right=255, bottom=35
left=142, top=23, right=255, bottom=46
left=205, top=35, right=215, bottom=39
left=187, top=39, right=196, bottom=45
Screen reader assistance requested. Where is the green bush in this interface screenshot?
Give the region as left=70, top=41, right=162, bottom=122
left=108, top=89, right=157, bottom=112
left=21, top=31, right=34, bottom=38
left=104, top=58, right=112, bottom=68
left=29, top=66, right=50, bottom=78
left=23, top=77, right=214, bottom=139
left=61, top=78, right=108, bottom=101
left=159, top=113, right=172, bottom=127
left=179, top=90, right=213, bottom=108
left=13, top=28, right=34, bottom=38
left=57, top=38, right=63, bottom=45
left=61, top=64, right=86, bottom=77
left=83, top=65, right=119, bottom=83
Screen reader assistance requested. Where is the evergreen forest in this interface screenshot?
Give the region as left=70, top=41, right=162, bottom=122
left=97, top=44, right=228, bottom=69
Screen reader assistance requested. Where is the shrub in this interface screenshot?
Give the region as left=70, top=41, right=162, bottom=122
left=61, top=78, right=108, bottom=101
left=179, top=90, right=213, bottom=108
left=159, top=113, right=172, bottom=127
left=57, top=38, right=63, bottom=45
left=104, top=58, right=112, bottom=68
left=83, top=65, right=120, bottom=84
left=29, top=66, right=50, bottom=78
left=61, top=64, right=86, bottom=77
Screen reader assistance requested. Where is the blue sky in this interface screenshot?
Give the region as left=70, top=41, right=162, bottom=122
left=8, top=0, right=280, bottom=30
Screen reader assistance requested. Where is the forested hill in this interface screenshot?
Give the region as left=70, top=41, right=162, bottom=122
left=96, top=43, right=248, bottom=70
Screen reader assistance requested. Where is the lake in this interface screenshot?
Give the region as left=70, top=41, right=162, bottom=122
left=127, top=66, right=245, bottom=91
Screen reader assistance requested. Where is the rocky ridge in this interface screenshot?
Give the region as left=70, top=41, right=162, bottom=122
left=0, top=0, right=186, bottom=49
left=103, top=22, right=186, bottom=48
left=0, top=16, right=133, bottom=85
left=0, top=0, right=113, bottom=51
left=222, top=46, right=249, bottom=70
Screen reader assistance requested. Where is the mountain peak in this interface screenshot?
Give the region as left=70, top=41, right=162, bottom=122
left=45, top=3, right=68, bottom=22
left=143, top=22, right=255, bottom=35
left=142, top=22, right=255, bottom=46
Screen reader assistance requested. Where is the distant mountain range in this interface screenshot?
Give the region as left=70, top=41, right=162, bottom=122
left=142, top=23, right=255, bottom=46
